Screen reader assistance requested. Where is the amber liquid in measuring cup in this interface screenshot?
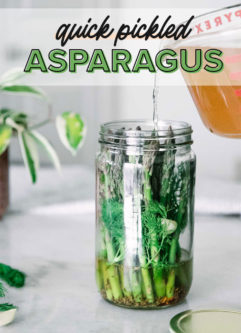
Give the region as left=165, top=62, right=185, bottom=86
left=182, top=47, right=241, bottom=138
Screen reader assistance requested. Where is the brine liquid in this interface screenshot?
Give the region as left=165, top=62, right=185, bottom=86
left=96, top=257, right=193, bottom=309
left=182, top=47, right=241, bottom=138
left=188, top=85, right=241, bottom=137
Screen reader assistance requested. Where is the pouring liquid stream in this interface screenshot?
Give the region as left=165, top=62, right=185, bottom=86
left=153, top=74, right=160, bottom=132
left=152, top=39, right=166, bottom=132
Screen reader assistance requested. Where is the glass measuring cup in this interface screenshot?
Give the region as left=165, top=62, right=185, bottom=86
left=173, top=5, right=241, bottom=138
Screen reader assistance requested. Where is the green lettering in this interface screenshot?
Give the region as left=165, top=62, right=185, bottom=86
left=69, top=49, right=89, bottom=72
left=133, top=50, right=156, bottom=73
left=48, top=49, right=67, bottom=73
left=156, top=49, right=178, bottom=73
left=112, top=49, right=132, bottom=73
left=87, top=50, right=110, bottom=73
left=180, top=49, right=202, bottom=73
left=24, top=49, right=47, bottom=73
left=205, top=49, right=224, bottom=73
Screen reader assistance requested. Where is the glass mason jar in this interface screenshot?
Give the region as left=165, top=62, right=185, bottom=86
left=95, top=120, right=196, bottom=309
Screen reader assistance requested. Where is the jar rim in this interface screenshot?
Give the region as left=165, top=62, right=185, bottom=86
left=100, top=119, right=192, bottom=137
left=99, top=120, right=193, bottom=148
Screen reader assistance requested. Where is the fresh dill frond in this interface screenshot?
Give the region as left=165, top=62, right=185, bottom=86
left=0, top=263, right=26, bottom=288
left=0, top=303, right=17, bottom=312
left=101, top=199, right=124, bottom=258
left=102, top=199, right=124, bottom=238
left=141, top=201, right=171, bottom=265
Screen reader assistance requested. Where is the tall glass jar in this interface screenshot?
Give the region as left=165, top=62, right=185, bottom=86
left=96, top=120, right=196, bottom=309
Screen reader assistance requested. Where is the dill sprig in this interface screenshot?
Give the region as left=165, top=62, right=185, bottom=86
left=101, top=199, right=124, bottom=261
left=0, top=263, right=26, bottom=288
left=142, top=201, right=167, bottom=263
left=0, top=303, right=17, bottom=312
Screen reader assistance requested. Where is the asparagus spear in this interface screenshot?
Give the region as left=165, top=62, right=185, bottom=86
left=166, top=161, right=190, bottom=298
left=148, top=127, right=175, bottom=299
left=119, top=265, right=132, bottom=298
left=101, top=200, right=123, bottom=300
left=160, top=126, right=175, bottom=208
left=100, top=260, right=113, bottom=301
left=97, top=151, right=124, bottom=301
left=142, top=202, right=166, bottom=299
left=142, top=150, right=159, bottom=303
left=96, top=259, right=103, bottom=291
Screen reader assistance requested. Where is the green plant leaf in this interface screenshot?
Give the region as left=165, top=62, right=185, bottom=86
left=29, top=130, right=61, bottom=172
left=0, top=68, right=47, bottom=100
left=18, top=131, right=39, bottom=183
left=0, top=108, right=13, bottom=120
left=1, top=111, right=29, bottom=130
left=0, top=283, right=5, bottom=298
left=0, top=304, right=17, bottom=312
left=0, top=85, right=46, bottom=100
left=5, top=117, right=24, bottom=132
left=0, top=68, right=25, bottom=86
left=0, top=125, right=12, bottom=155
left=56, top=112, right=86, bottom=155
left=12, top=112, right=28, bottom=128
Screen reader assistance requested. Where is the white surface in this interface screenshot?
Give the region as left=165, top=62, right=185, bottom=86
left=196, top=178, right=241, bottom=216
left=0, top=214, right=240, bottom=333
left=0, top=165, right=240, bottom=332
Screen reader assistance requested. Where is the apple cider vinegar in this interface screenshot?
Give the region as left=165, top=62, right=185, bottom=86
left=182, top=47, right=241, bottom=137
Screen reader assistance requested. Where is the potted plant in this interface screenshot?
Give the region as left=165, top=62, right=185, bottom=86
left=0, top=69, right=86, bottom=218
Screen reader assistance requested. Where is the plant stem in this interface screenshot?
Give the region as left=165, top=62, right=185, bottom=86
left=96, top=259, right=103, bottom=291
left=104, top=229, right=123, bottom=300
left=29, top=103, right=53, bottom=130
left=99, top=225, right=107, bottom=259
left=106, top=264, right=123, bottom=300
left=166, top=269, right=175, bottom=299
left=144, top=169, right=166, bottom=299
left=169, top=236, right=178, bottom=265
left=160, top=126, right=175, bottom=207
left=119, top=265, right=132, bottom=298
left=141, top=266, right=154, bottom=303
left=166, top=161, right=190, bottom=299
left=142, top=168, right=156, bottom=301
left=150, top=236, right=166, bottom=298
left=153, top=266, right=166, bottom=298
left=104, top=229, right=116, bottom=262
left=130, top=269, right=142, bottom=303
left=144, top=170, right=152, bottom=203
left=100, top=260, right=113, bottom=301
left=166, top=235, right=178, bottom=299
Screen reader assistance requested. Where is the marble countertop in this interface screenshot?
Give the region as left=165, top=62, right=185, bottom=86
left=0, top=166, right=240, bottom=332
